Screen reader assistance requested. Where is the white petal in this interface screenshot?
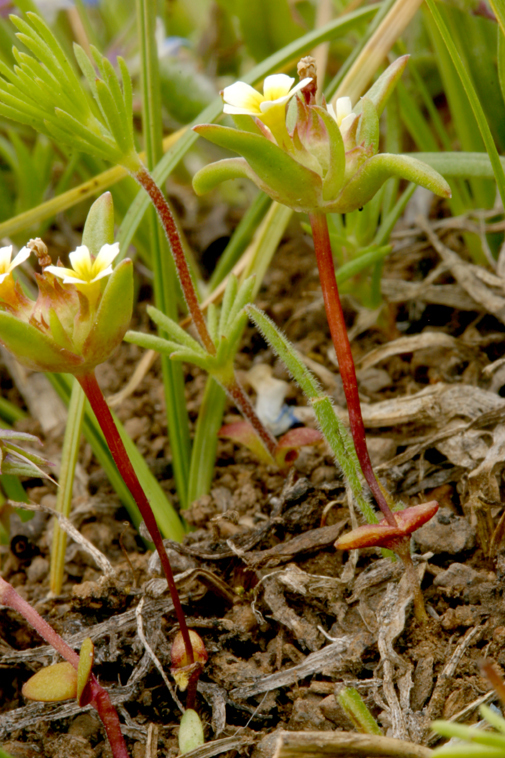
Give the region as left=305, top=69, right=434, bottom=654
left=336, top=96, right=353, bottom=126
left=223, top=104, right=260, bottom=116
left=327, top=103, right=338, bottom=123
left=263, top=74, right=295, bottom=101
left=44, top=265, right=76, bottom=280
left=0, top=272, right=10, bottom=284
left=90, top=266, right=114, bottom=283
left=94, top=242, right=120, bottom=272
left=0, top=245, right=13, bottom=271
left=10, top=246, right=31, bottom=269
left=339, top=112, right=356, bottom=135
left=222, top=81, right=263, bottom=112
left=287, top=77, right=313, bottom=97
left=69, top=245, right=92, bottom=279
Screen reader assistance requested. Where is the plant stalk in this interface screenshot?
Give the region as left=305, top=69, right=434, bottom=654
left=0, top=576, right=129, bottom=758
left=133, top=165, right=215, bottom=356
left=227, top=377, right=278, bottom=461
left=77, top=371, right=195, bottom=668
left=309, top=211, right=396, bottom=526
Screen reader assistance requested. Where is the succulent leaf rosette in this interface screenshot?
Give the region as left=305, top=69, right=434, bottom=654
left=0, top=240, right=133, bottom=375
left=192, top=59, right=451, bottom=213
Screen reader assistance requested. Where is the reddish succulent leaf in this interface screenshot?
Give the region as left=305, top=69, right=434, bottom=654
left=275, top=427, right=323, bottom=468
left=335, top=500, right=439, bottom=551
left=219, top=421, right=272, bottom=464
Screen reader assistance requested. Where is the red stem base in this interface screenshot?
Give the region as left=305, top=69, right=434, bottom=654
left=77, top=372, right=195, bottom=666
left=309, top=212, right=396, bottom=526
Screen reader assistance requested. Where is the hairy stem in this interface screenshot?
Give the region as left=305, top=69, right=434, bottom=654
left=77, top=371, right=194, bottom=666
left=309, top=211, right=396, bottom=526
left=227, top=377, right=277, bottom=461
left=0, top=577, right=129, bottom=758
left=133, top=165, right=215, bottom=355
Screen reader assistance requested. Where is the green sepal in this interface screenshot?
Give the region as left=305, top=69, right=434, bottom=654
left=0, top=312, right=82, bottom=373
left=193, top=124, right=321, bottom=212
left=230, top=114, right=265, bottom=136
left=356, top=55, right=409, bottom=118
left=193, top=157, right=258, bottom=195
left=82, top=259, right=133, bottom=370
left=313, top=106, right=346, bottom=202
left=48, top=307, right=73, bottom=349
left=356, top=97, right=379, bottom=152
left=77, top=637, right=94, bottom=706
left=82, top=192, right=115, bottom=256
left=331, top=153, right=451, bottom=213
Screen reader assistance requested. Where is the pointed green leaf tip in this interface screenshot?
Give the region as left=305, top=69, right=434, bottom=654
left=82, top=192, right=115, bottom=256
left=82, top=258, right=134, bottom=370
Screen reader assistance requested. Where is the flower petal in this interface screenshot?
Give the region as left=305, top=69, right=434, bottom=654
left=262, top=74, right=295, bottom=100
left=44, top=265, right=77, bottom=280
left=222, top=81, right=263, bottom=113
left=11, top=246, right=31, bottom=269
left=68, top=245, right=92, bottom=279
left=0, top=246, right=13, bottom=272
left=93, top=242, right=120, bottom=274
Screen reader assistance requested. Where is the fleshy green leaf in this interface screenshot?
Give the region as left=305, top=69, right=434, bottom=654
left=332, top=153, right=451, bottom=213
left=193, top=124, right=322, bottom=212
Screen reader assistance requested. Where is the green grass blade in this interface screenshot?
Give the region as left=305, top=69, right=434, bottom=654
left=50, top=377, right=85, bottom=596
left=425, top=0, right=505, bottom=209
left=186, top=378, right=227, bottom=507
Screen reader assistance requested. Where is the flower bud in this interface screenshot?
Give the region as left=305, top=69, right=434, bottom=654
left=171, top=630, right=208, bottom=691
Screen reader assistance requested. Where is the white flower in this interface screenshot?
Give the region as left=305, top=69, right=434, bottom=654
left=0, top=245, right=31, bottom=284
left=45, top=243, right=120, bottom=286
left=328, top=96, right=356, bottom=135
left=222, top=74, right=312, bottom=118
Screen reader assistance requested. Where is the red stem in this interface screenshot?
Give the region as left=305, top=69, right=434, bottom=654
left=309, top=211, right=396, bottom=526
left=227, top=379, right=277, bottom=460
left=77, top=371, right=194, bottom=666
left=0, top=577, right=129, bottom=758
left=133, top=166, right=215, bottom=356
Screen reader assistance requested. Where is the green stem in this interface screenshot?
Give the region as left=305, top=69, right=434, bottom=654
left=309, top=211, right=396, bottom=526
left=77, top=371, right=194, bottom=667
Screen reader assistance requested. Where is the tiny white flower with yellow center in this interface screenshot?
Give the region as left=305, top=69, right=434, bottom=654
left=328, top=96, right=356, bottom=136
left=45, top=243, right=120, bottom=287
left=0, top=245, right=30, bottom=284
left=222, top=74, right=312, bottom=148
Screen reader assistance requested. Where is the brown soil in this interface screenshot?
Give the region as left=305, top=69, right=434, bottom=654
left=2, top=203, right=505, bottom=757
